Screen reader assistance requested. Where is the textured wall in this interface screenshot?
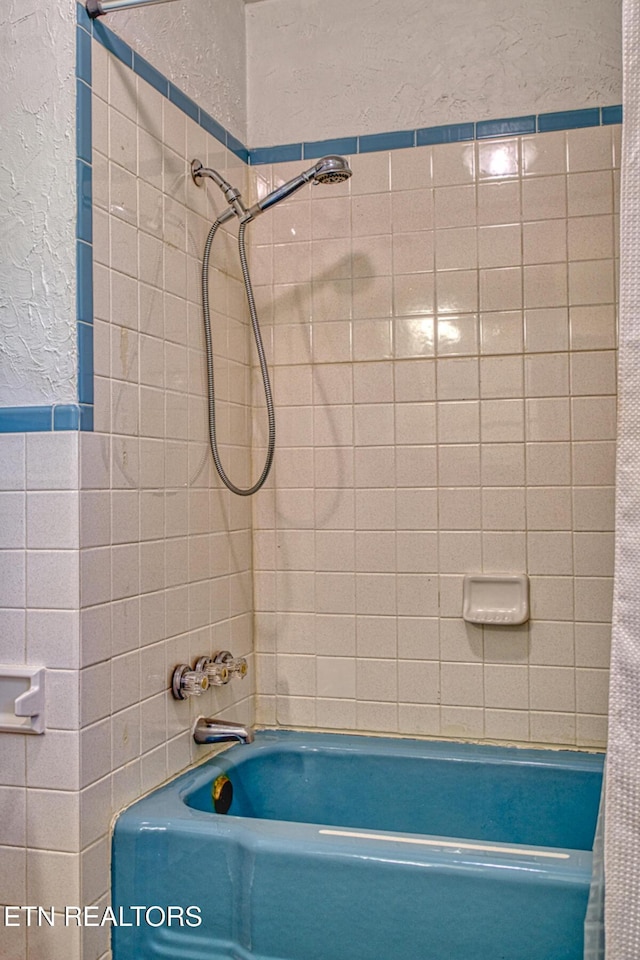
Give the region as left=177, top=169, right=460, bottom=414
left=110, top=0, right=247, bottom=143
left=0, top=0, right=77, bottom=405
left=246, top=0, right=622, bottom=147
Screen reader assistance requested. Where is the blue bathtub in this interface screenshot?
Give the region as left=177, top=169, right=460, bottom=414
left=112, top=730, right=603, bottom=960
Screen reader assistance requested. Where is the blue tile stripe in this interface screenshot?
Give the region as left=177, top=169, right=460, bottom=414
left=75, top=9, right=95, bottom=433
left=603, top=105, right=623, bottom=125
left=133, top=52, right=168, bottom=98
left=303, top=136, right=359, bottom=160
left=537, top=107, right=601, bottom=133
left=416, top=123, right=474, bottom=147
left=476, top=116, right=536, bottom=139
left=252, top=106, right=622, bottom=164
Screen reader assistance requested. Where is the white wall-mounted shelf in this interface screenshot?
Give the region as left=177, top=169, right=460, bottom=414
left=462, top=575, right=529, bottom=626
left=0, top=665, right=46, bottom=734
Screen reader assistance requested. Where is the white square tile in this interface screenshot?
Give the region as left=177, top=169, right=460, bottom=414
left=27, top=492, right=78, bottom=549
left=432, top=142, right=476, bottom=186
left=437, top=358, right=479, bottom=400
left=392, top=188, right=433, bottom=232
left=478, top=224, right=521, bottom=268
left=480, top=399, right=525, bottom=442
left=27, top=788, right=80, bottom=852
left=567, top=171, right=613, bottom=217
left=438, top=444, right=481, bottom=486
left=477, top=180, right=520, bottom=225
left=26, top=434, right=78, bottom=490
left=0, top=551, right=26, bottom=608
left=477, top=139, right=519, bottom=180
left=522, top=132, right=567, bottom=177
left=317, top=657, right=356, bottom=698
left=398, top=659, right=439, bottom=703
left=433, top=185, right=475, bottom=229
left=27, top=551, right=79, bottom=609
left=484, top=664, right=529, bottom=709
left=438, top=488, right=481, bottom=530
left=391, top=146, right=433, bottom=190
left=530, top=666, right=575, bottom=712
left=437, top=401, right=480, bottom=443
left=440, top=662, right=483, bottom=707
left=522, top=175, right=566, bottom=220
left=479, top=311, right=524, bottom=355
left=481, top=443, right=525, bottom=485
left=480, top=356, right=523, bottom=399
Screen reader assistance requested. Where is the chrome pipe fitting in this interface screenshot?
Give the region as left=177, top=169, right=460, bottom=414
left=190, top=159, right=247, bottom=223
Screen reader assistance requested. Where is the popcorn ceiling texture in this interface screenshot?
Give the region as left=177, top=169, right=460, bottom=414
left=246, top=0, right=623, bottom=146
left=0, top=0, right=77, bottom=405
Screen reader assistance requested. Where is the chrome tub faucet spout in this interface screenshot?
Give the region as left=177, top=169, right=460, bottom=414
left=193, top=717, right=255, bottom=745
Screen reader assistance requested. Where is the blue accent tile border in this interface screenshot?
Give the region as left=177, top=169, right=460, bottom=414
left=303, top=137, right=359, bottom=160
left=251, top=106, right=622, bottom=164
left=133, top=52, right=168, bottom=98
left=250, top=143, right=303, bottom=165
left=538, top=107, right=601, bottom=133
left=359, top=130, right=415, bottom=153
left=603, top=105, right=623, bottom=125
left=76, top=160, right=92, bottom=244
left=416, top=123, right=474, bottom=147
left=476, top=116, right=536, bottom=139
left=168, top=84, right=199, bottom=123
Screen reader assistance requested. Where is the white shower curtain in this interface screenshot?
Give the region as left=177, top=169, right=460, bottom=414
left=604, top=1, right=640, bottom=956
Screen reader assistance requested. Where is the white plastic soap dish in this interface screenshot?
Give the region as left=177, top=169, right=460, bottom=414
left=462, top=575, right=529, bottom=625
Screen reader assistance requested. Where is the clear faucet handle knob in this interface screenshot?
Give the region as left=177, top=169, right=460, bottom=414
left=226, top=657, right=248, bottom=680
left=213, top=650, right=248, bottom=680
left=172, top=664, right=209, bottom=700
left=195, top=657, right=229, bottom=686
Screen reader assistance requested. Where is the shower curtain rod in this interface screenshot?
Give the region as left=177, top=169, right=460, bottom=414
left=87, top=0, right=179, bottom=18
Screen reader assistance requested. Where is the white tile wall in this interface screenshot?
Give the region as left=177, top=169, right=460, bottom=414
left=74, top=42, right=256, bottom=947
left=252, top=125, right=619, bottom=750
left=0, top=44, right=618, bottom=959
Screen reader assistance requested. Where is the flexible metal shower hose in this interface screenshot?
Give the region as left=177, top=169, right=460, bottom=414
left=201, top=218, right=275, bottom=496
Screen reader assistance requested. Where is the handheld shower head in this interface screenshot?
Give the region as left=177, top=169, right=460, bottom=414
left=245, top=155, right=352, bottom=220
left=312, top=155, right=352, bottom=184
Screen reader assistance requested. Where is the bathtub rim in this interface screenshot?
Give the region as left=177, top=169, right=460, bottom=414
left=113, top=728, right=601, bottom=883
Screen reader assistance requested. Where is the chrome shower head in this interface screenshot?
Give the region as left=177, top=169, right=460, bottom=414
left=245, top=155, right=352, bottom=220
left=312, top=155, right=352, bottom=184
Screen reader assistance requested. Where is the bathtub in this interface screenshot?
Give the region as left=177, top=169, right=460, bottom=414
left=112, top=730, right=603, bottom=960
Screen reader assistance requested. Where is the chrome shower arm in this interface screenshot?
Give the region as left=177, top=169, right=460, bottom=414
left=87, top=0, right=179, bottom=18
left=191, top=160, right=248, bottom=223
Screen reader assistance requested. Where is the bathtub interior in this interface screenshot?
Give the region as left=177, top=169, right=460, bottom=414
left=184, top=730, right=604, bottom=850
left=112, top=731, right=604, bottom=960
